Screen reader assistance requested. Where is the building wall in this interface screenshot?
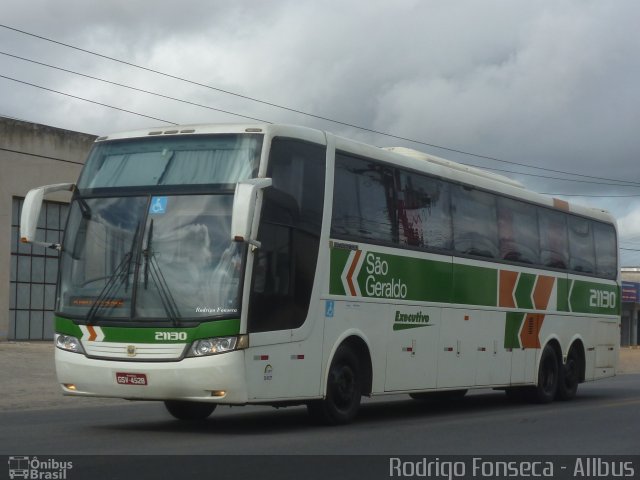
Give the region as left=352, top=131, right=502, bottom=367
left=1, top=117, right=96, bottom=340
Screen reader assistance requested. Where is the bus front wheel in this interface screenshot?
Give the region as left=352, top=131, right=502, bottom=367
left=307, top=345, right=362, bottom=425
left=164, top=400, right=216, bottom=420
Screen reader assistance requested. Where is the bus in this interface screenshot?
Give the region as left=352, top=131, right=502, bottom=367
left=20, top=124, right=620, bottom=425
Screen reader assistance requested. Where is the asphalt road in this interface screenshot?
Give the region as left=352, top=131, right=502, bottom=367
left=2, top=374, right=639, bottom=456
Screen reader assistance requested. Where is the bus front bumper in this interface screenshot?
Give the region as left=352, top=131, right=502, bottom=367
left=55, top=348, right=248, bottom=404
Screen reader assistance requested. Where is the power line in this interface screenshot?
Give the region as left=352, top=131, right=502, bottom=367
left=1, top=77, right=639, bottom=200
left=3, top=23, right=640, bottom=187
left=0, top=51, right=271, bottom=124
left=0, top=146, right=84, bottom=165
left=2, top=70, right=639, bottom=195
left=7, top=50, right=640, bottom=190
left=5, top=50, right=640, bottom=191
left=0, top=74, right=177, bottom=125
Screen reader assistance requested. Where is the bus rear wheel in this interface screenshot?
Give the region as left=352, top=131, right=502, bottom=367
left=164, top=400, right=216, bottom=420
left=526, top=344, right=559, bottom=404
left=307, top=346, right=362, bottom=425
left=557, top=347, right=580, bottom=401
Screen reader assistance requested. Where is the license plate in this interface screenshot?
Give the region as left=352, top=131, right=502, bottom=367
left=116, top=372, right=148, bottom=386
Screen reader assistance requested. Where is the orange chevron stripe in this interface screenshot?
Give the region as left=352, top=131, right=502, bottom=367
left=346, top=250, right=362, bottom=296
left=520, top=313, right=544, bottom=349
left=533, top=275, right=555, bottom=310
left=87, top=325, right=98, bottom=341
left=499, top=270, right=518, bottom=308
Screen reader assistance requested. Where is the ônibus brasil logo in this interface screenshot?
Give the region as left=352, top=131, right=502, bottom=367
left=8, top=456, right=73, bottom=479
left=341, top=250, right=407, bottom=299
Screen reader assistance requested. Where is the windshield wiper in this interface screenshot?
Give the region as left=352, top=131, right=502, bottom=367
left=77, top=196, right=92, bottom=220
left=86, top=221, right=140, bottom=323
left=142, top=219, right=181, bottom=326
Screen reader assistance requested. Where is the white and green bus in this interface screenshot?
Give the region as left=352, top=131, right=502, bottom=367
left=20, top=124, right=620, bottom=424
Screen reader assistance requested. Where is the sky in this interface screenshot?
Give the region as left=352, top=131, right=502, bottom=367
left=2, top=0, right=640, bottom=264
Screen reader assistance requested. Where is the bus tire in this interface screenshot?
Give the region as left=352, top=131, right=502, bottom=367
left=307, top=345, right=362, bottom=425
left=526, top=344, right=559, bottom=404
left=556, top=347, right=580, bottom=401
left=164, top=400, right=216, bottom=420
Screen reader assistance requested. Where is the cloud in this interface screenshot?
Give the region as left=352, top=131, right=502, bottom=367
left=2, top=0, right=640, bottom=262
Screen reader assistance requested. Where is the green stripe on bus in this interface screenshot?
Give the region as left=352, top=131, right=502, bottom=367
left=55, top=317, right=83, bottom=337
left=514, top=273, right=536, bottom=310
left=329, top=247, right=351, bottom=296
left=452, top=263, right=497, bottom=307
left=568, top=280, right=620, bottom=315
left=55, top=316, right=241, bottom=343
left=557, top=278, right=570, bottom=312
left=328, top=245, right=619, bottom=316
left=504, top=312, right=524, bottom=349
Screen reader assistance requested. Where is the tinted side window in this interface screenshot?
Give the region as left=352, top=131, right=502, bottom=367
left=593, top=222, right=617, bottom=279
left=332, top=154, right=396, bottom=244
left=264, top=138, right=325, bottom=234
left=451, top=186, right=498, bottom=259
left=248, top=138, right=326, bottom=332
left=538, top=208, right=569, bottom=269
left=568, top=216, right=595, bottom=274
left=397, top=171, right=452, bottom=250
left=498, top=198, right=539, bottom=264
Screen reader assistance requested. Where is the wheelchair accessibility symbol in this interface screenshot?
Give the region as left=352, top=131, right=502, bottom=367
left=149, top=196, right=168, bottom=214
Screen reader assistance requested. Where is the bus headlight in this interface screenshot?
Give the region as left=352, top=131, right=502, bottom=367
left=187, top=335, right=248, bottom=357
left=55, top=334, right=85, bottom=354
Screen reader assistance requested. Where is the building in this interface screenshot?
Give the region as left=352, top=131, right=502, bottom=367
left=1, top=116, right=96, bottom=341
left=621, top=267, right=640, bottom=347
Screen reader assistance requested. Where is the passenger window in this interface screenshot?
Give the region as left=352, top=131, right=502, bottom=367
left=594, top=222, right=617, bottom=279
left=538, top=208, right=569, bottom=269
left=451, top=185, right=498, bottom=259
left=332, top=154, right=397, bottom=244
left=497, top=198, right=539, bottom=264
left=397, top=172, right=452, bottom=250
left=568, top=216, right=595, bottom=274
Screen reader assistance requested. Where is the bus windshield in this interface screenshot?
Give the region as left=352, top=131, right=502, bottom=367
left=57, top=133, right=262, bottom=323
left=59, top=194, right=244, bottom=322
left=77, top=134, right=261, bottom=189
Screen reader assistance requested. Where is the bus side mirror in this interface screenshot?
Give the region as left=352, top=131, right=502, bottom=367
left=231, top=178, right=272, bottom=248
left=20, top=183, right=75, bottom=249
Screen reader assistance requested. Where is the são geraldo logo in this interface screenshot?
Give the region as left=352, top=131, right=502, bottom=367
left=8, top=456, right=73, bottom=479
left=341, top=250, right=408, bottom=299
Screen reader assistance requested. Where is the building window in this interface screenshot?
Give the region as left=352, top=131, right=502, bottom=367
left=9, top=197, right=68, bottom=340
